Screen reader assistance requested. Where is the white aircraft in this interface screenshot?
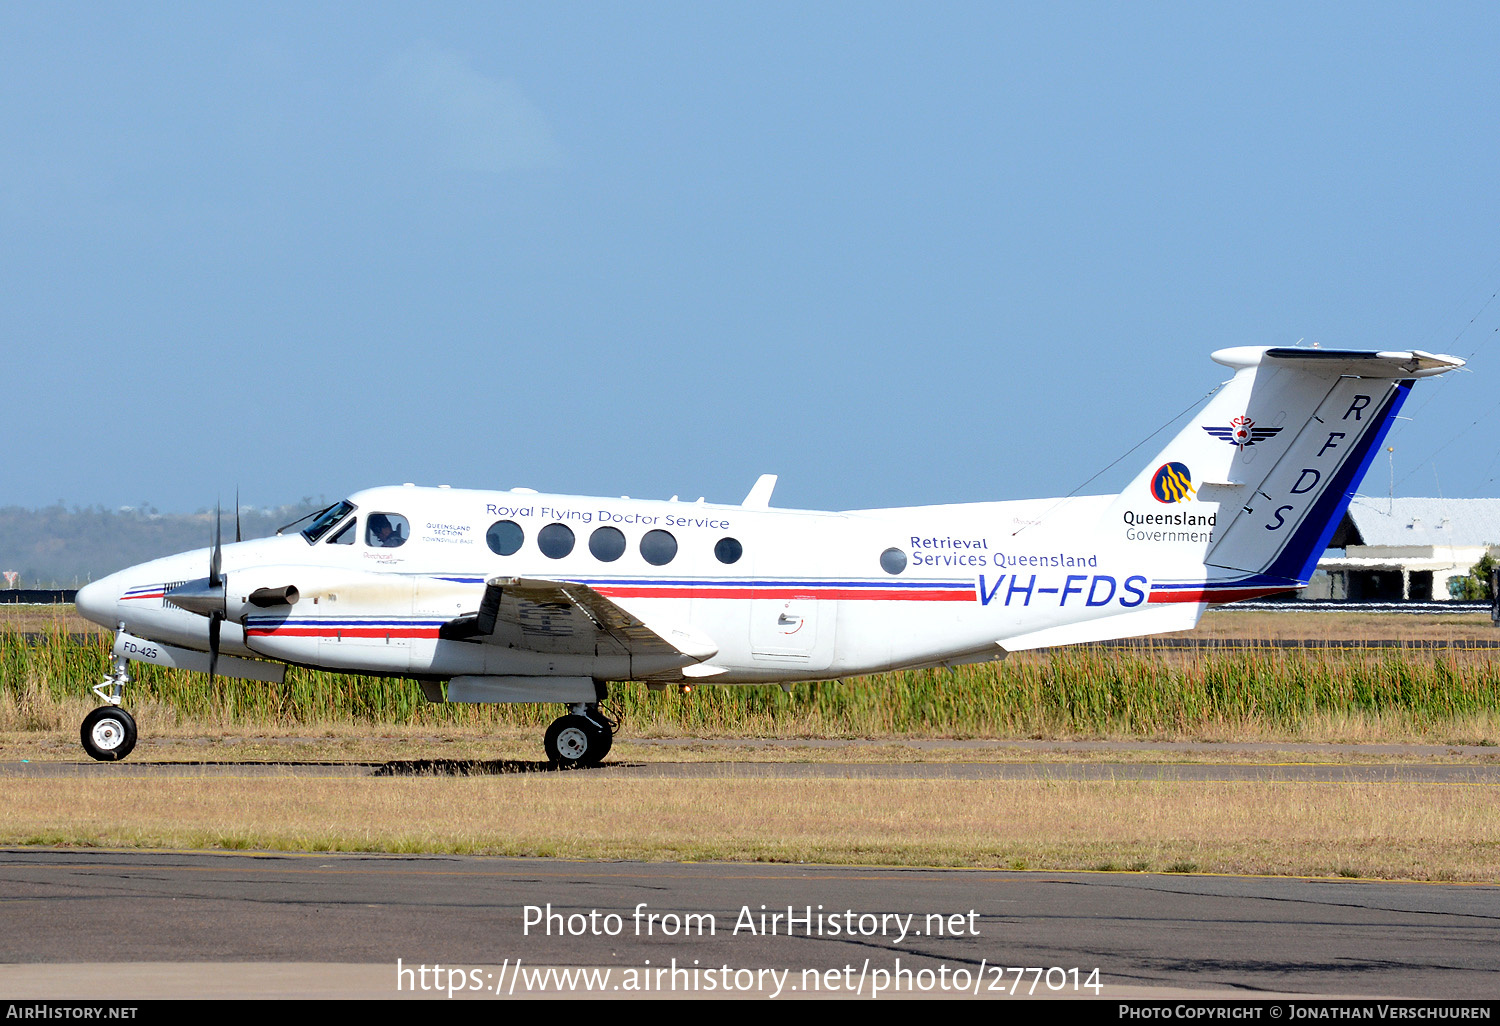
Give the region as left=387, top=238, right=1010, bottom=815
left=74, top=347, right=1462, bottom=765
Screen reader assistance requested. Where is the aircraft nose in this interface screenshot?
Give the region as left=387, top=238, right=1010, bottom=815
left=74, top=575, right=122, bottom=627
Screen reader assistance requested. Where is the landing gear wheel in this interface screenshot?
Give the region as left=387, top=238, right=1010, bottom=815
left=588, top=719, right=613, bottom=763
left=545, top=714, right=608, bottom=769
left=80, top=706, right=137, bottom=762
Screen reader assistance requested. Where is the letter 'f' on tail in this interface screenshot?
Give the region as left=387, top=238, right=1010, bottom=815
left=1107, top=347, right=1464, bottom=603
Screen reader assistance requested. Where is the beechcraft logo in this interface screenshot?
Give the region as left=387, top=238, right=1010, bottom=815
left=1150, top=462, right=1195, bottom=503
left=1203, top=415, right=1281, bottom=449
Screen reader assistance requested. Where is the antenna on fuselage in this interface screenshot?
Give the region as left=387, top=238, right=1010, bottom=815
left=742, top=474, right=777, bottom=509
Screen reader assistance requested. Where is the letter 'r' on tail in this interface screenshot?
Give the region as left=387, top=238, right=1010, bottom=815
left=1108, top=347, right=1464, bottom=600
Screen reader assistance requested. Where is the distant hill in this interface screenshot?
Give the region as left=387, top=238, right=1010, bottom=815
left=0, top=501, right=327, bottom=588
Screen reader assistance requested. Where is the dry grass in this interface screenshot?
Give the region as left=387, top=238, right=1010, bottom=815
left=6, top=625, right=1500, bottom=751
left=0, top=605, right=100, bottom=634
left=4, top=775, right=1496, bottom=881
left=6, top=604, right=1499, bottom=879
left=1179, top=608, right=1497, bottom=642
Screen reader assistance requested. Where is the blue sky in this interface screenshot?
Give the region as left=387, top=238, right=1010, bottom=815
left=5, top=3, right=1499, bottom=513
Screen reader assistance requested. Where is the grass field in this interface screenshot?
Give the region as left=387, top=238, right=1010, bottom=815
left=2, top=604, right=1498, bottom=879
left=4, top=607, right=1498, bottom=746
left=5, top=774, right=1497, bottom=882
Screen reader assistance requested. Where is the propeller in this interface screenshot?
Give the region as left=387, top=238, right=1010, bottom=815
left=208, top=501, right=224, bottom=684
left=163, top=501, right=228, bottom=683
left=209, top=501, right=222, bottom=587
left=162, top=495, right=297, bottom=683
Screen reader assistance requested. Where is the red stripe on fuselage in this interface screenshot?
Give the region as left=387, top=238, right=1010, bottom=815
left=1148, top=587, right=1294, bottom=604
left=593, top=586, right=974, bottom=601
left=245, top=626, right=441, bottom=638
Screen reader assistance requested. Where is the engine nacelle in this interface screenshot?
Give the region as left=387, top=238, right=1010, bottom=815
left=223, top=565, right=415, bottom=624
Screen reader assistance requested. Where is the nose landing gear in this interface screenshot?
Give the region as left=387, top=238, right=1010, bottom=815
left=81, top=706, right=137, bottom=761
left=81, top=653, right=137, bottom=762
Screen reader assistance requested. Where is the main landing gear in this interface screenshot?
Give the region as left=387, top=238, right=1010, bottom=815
left=544, top=704, right=614, bottom=769
left=81, top=654, right=137, bottom=762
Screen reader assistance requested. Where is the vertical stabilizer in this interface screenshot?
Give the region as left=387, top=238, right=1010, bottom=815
left=1104, top=348, right=1462, bottom=601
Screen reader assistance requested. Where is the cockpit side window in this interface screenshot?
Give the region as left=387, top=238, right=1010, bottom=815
left=366, top=512, right=409, bottom=548
left=328, top=519, right=356, bottom=545
left=301, top=500, right=357, bottom=544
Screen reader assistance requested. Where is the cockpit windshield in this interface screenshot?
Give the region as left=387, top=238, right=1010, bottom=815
left=299, top=500, right=357, bottom=544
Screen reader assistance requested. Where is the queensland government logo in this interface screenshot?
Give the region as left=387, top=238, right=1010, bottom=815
left=1203, top=415, right=1281, bottom=449
left=1150, top=462, right=1195, bottom=503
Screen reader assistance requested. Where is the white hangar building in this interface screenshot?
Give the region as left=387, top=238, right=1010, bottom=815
left=1310, top=497, right=1500, bottom=602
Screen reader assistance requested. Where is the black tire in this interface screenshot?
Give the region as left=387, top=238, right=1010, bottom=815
left=80, top=706, right=137, bottom=762
left=544, top=714, right=605, bottom=769
left=588, top=718, right=613, bottom=763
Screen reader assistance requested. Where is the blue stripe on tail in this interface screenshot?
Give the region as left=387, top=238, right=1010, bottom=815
left=1262, top=379, right=1412, bottom=584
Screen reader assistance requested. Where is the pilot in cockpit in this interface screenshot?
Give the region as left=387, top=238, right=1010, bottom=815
left=366, top=513, right=404, bottom=548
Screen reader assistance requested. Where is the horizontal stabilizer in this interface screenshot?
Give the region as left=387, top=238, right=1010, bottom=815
left=1215, top=347, right=1464, bottom=378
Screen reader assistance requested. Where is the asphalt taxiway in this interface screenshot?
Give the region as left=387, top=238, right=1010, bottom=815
left=1, top=849, right=1497, bottom=999
left=6, top=743, right=1498, bottom=999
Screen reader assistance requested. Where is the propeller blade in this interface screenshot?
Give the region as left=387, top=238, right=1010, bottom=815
left=209, top=502, right=223, bottom=588
left=208, top=502, right=225, bottom=685
left=235, top=489, right=242, bottom=544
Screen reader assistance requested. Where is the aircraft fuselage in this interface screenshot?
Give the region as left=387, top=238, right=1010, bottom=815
left=80, top=486, right=1213, bottom=684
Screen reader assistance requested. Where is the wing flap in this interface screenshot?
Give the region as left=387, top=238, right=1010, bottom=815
left=439, top=576, right=719, bottom=662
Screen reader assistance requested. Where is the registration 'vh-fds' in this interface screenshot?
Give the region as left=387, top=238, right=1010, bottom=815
left=74, top=347, right=1462, bottom=765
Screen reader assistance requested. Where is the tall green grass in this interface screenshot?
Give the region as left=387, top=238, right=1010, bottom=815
left=2, top=627, right=1497, bottom=741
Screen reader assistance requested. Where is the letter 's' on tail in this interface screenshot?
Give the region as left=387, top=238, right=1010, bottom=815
left=1106, top=347, right=1464, bottom=603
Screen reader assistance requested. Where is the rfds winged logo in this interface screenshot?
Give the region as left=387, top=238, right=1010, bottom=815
left=1203, top=415, right=1281, bottom=449
left=1150, top=462, right=1195, bottom=503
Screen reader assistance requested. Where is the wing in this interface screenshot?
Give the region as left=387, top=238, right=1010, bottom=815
left=438, top=576, right=718, bottom=663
